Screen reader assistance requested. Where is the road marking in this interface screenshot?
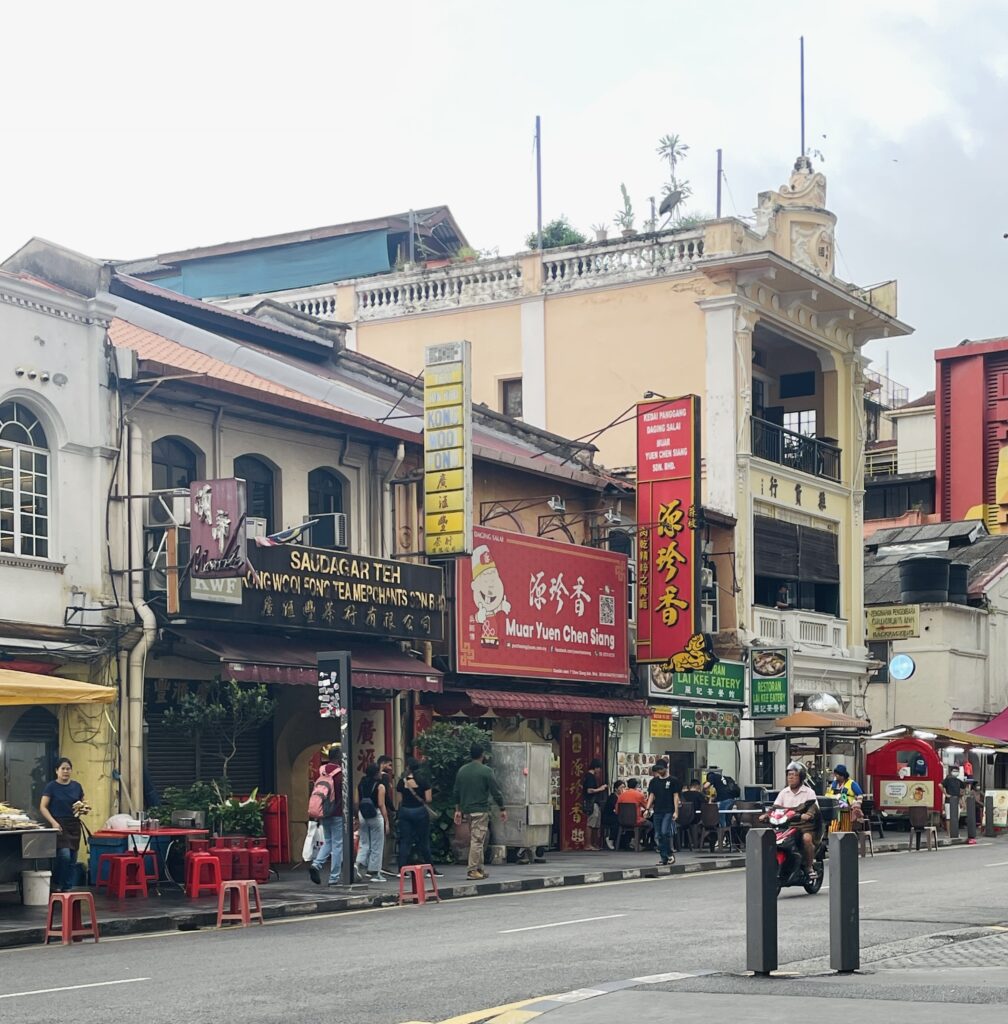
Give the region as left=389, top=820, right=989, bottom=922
left=431, top=999, right=541, bottom=1024
left=499, top=913, right=625, bottom=934
left=985, top=861, right=1008, bottom=867
left=0, top=978, right=149, bottom=1000
left=822, top=879, right=877, bottom=892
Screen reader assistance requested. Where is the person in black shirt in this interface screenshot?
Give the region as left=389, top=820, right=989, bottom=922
left=645, top=759, right=681, bottom=865
left=396, top=757, right=442, bottom=875
left=602, top=780, right=625, bottom=850
left=39, top=757, right=87, bottom=892
left=582, top=758, right=608, bottom=851
left=941, top=769, right=963, bottom=830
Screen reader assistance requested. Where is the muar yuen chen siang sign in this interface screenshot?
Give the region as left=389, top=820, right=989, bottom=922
left=179, top=542, right=445, bottom=643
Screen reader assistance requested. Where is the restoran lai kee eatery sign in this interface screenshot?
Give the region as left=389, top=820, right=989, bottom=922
left=180, top=543, right=445, bottom=643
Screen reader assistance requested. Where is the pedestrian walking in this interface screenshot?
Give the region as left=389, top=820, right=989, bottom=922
left=452, top=743, right=506, bottom=880
left=308, top=744, right=345, bottom=886
left=354, top=762, right=390, bottom=883
left=582, top=757, right=608, bottom=851
left=397, top=756, right=441, bottom=875
left=941, top=766, right=963, bottom=832
left=38, top=756, right=88, bottom=892
left=378, top=753, right=397, bottom=874
left=645, top=758, right=681, bottom=866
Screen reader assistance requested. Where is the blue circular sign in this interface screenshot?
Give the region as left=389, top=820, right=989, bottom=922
left=889, top=654, right=916, bottom=681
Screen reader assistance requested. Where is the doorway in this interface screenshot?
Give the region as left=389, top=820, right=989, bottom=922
left=4, top=707, right=58, bottom=815
left=664, top=750, right=695, bottom=787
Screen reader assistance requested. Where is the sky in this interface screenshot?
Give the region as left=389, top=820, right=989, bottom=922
left=2, top=1, right=1005, bottom=399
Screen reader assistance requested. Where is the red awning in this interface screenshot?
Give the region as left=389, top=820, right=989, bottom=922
left=464, top=688, right=651, bottom=717
left=971, top=708, right=1008, bottom=743
left=169, top=631, right=442, bottom=693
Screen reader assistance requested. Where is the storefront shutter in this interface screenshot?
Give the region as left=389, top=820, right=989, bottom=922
left=798, top=525, right=839, bottom=583
left=753, top=515, right=798, bottom=578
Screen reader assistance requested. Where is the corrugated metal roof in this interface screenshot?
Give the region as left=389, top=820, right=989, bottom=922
left=867, top=521, right=988, bottom=548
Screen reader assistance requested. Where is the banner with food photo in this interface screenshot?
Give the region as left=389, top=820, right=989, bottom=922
left=616, top=751, right=659, bottom=785
left=749, top=647, right=789, bottom=718
left=679, top=708, right=741, bottom=741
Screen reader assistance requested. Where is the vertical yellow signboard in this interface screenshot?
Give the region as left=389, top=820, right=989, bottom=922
left=424, top=341, right=473, bottom=556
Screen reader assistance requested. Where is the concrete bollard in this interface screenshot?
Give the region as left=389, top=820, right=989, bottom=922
left=829, top=831, right=859, bottom=974
left=745, top=827, right=777, bottom=975
left=985, top=796, right=996, bottom=838
left=947, top=800, right=959, bottom=839
left=966, top=795, right=978, bottom=841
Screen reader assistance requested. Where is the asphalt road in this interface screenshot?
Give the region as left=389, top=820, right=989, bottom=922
left=3, top=840, right=1007, bottom=1024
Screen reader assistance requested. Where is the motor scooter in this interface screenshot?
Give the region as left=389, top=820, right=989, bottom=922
left=768, top=805, right=826, bottom=896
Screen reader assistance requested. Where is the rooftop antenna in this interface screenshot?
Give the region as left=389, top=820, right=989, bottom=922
left=535, top=115, right=543, bottom=251
left=716, top=148, right=723, bottom=218
left=800, top=36, right=806, bottom=157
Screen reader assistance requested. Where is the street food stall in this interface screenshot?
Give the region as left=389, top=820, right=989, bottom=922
left=865, top=724, right=1007, bottom=821
left=769, top=709, right=873, bottom=793
left=0, top=670, right=115, bottom=899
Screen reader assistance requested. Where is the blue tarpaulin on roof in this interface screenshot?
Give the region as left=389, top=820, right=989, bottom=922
left=148, top=230, right=392, bottom=299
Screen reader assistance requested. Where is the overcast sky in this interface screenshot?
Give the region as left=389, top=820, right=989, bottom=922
left=2, top=1, right=1004, bottom=399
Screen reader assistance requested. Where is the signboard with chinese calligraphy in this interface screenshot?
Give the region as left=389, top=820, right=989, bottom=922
left=679, top=708, right=741, bottom=741
left=650, top=709, right=673, bottom=739
left=749, top=648, right=790, bottom=718
left=455, top=525, right=630, bottom=684
left=352, top=707, right=386, bottom=788
left=635, top=395, right=701, bottom=665
left=866, top=604, right=920, bottom=641
left=190, top=478, right=248, bottom=582
left=424, top=341, right=473, bottom=557
left=649, top=660, right=745, bottom=704
left=561, top=722, right=603, bottom=850
left=178, top=542, right=445, bottom=642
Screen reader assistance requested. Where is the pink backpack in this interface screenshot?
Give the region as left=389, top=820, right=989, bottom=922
left=308, top=767, right=342, bottom=820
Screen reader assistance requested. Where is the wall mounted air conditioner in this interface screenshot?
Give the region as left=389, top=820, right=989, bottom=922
left=302, top=512, right=349, bottom=550
left=245, top=517, right=268, bottom=540
left=146, top=529, right=189, bottom=593
left=700, top=567, right=714, bottom=590
left=146, top=490, right=191, bottom=528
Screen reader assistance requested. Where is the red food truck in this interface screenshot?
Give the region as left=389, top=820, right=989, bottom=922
left=865, top=735, right=943, bottom=815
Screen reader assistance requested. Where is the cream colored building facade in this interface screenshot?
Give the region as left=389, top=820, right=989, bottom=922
left=215, top=159, right=911, bottom=784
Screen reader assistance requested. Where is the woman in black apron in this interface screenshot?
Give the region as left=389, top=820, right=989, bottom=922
left=39, top=757, right=85, bottom=891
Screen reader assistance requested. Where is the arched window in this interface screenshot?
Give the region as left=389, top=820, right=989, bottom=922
left=234, top=455, right=275, bottom=535
left=0, top=402, right=49, bottom=558
left=152, top=437, right=199, bottom=490
left=308, top=468, right=344, bottom=549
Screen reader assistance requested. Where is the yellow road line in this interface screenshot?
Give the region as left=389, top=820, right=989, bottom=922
left=431, top=998, right=541, bottom=1024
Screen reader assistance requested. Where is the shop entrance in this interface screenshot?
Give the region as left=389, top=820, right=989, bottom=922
left=4, top=707, right=57, bottom=813
left=664, top=750, right=695, bottom=787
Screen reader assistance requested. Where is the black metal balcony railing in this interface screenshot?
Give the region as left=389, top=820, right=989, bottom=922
left=751, top=417, right=841, bottom=482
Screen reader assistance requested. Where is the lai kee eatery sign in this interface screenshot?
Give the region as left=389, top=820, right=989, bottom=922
left=649, top=660, right=744, bottom=704
left=455, top=525, right=629, bottom=684
left=750, top=648, right=789, bottom=718
left=180, top=544, right=445, bottom=642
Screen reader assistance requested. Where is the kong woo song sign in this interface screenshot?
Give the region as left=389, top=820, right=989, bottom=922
left=636, top=395, right=701, bottom=665
left=455, top=525, right=630, bottom=684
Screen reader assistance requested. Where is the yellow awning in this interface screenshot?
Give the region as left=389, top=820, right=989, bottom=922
left=0, top=669, right=116, bottom=706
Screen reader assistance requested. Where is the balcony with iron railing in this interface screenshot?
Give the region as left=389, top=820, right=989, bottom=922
left=751, top=417, right=841, bottom=482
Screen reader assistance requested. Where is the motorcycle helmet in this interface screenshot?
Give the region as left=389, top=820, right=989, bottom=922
left=785, top=760, right=808, bottom=782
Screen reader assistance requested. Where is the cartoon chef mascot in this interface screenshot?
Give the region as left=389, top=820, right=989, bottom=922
left=471, top=544, right=511, bottom=648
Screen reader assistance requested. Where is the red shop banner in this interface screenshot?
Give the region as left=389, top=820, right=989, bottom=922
left=455, top=525, right=630, bottom=684
left=636, top=395, right=701, bottom=664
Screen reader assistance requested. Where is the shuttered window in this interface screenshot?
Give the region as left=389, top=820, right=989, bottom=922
left=753, top=516, right=798, bottom=579
left=798, top=526, right=839, bottom=583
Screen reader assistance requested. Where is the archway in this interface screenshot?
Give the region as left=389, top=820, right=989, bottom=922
left=4, top=707, right=58, bottom=814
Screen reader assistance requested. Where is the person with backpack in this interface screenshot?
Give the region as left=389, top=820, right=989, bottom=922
left=354, top=762, right=390, bottom=883
left=308, top=744, right=345, bottom=886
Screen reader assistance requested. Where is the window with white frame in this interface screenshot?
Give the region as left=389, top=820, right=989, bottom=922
left=0, top=402, right=49, bottom=558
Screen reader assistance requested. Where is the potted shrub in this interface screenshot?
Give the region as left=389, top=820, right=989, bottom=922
left=616, top=184, right=636, bottom=238
left=591, top=222, right=608, bottom=242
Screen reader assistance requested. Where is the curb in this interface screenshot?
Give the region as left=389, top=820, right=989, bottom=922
left=0, top=855, right=745, bottom=951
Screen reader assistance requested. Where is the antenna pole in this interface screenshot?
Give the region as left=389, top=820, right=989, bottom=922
left=716, top=148, right=723, bottom=218
left=535, top=115, right=543, bottom=251
left=800, top=36, right=806, bottom=156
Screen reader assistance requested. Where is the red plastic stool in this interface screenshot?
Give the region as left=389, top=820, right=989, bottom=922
left=217, top=879, right=264, bottom=927
left=95, top=852, right=131, bottom=893
left=45, top=892, right=100, bottom=944
left=248, top=847, right=270, bottom=884
left=185, top=853, right=222, bottom=897
left=188, top=839, right=210, bottom=853
left=139, top=850, right=158, bottom=886
left=106, top=855, right=148, bottom=899
left=398, top=864, right=441, bottom=906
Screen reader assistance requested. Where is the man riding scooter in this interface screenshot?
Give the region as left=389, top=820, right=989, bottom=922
left=760, top=761, right=823, bottom=882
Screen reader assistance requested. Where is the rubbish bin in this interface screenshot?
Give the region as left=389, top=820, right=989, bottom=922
left=21, top=870, right=52, bottom=906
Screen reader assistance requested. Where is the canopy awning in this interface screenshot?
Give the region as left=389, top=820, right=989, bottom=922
left=773, top=710, right=871, bottom=731
left=465, top=688, right=651, bottom=718
left=171, top=630, right=442, bottom=693
left=971, top=708, right=1008, bottom=744
left=868, top=723, right=1007, bottom=748
left=0, top=669, right=116, bottom=706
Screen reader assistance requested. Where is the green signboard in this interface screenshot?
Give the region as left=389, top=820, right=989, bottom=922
left=679, top=707, right=741, bottom=740
left=750, top=648, right=790, bottom=718
left=650, top=660, right=744, bottom=704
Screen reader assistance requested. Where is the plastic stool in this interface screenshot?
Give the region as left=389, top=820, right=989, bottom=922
left=217, top=880, right=264, bottom=927
left=185, top=853, right=222, bottom=897
left=398, top=864, right=441, bottom=906
left=857, top=830, right=874, bottom=858
left=106, top=855, right=148, bottom=899
left=45, top=892, right=100, bottom=944
left=248, top=847, right=270, bottom=884
left=95, top=852, right=131, bottom=893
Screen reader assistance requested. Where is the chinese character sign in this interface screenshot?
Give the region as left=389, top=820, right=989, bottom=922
left=424, top=341, right=473, bottom=557
left=455, top=526, right=629, bottom=684
left=190, top=478, right=248, bottom=579
left=749, top=648, right=790, bottom=718
left=352, top=708, right=386, bottom=790
left=636, top=396, right=701, bottom=664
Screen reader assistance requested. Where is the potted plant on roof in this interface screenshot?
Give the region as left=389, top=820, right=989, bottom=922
left=591, top=222, right=608, bottom=243
left=616, top=184, right=636, bottom=238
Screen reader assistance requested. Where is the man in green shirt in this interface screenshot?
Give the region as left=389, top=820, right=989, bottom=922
left=452, top=743, right=507, bottom=880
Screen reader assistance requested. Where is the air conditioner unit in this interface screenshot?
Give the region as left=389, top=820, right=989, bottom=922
left=303, top=512, right=349, bottom=550
left=146, top=491, right=191, bottom=528
left=146, top=530, right=189, bottom=593
left=700, top=567, right=714, bottom=590
left=245, top=517, right=268, bottom=540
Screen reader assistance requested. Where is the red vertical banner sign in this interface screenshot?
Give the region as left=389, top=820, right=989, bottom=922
left=560, top=720, right=605, bottom=851
left=636, top=395, right=702, bottom=665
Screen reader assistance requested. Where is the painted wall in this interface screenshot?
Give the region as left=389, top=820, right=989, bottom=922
left=936, top=345, right=987, bottom=524
left=893, top=407, right=936, bottom=475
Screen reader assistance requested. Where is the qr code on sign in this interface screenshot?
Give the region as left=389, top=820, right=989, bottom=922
left=598, top=594, right=615, bottom=626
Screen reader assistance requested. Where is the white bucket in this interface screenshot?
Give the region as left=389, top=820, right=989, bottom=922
left=21, top=870, right=52, bottom=906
